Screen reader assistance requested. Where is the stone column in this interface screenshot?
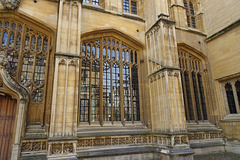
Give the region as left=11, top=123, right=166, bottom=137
left=48, top=0, right=82, bottom=159
left=145, top=10, right=194, bottom=159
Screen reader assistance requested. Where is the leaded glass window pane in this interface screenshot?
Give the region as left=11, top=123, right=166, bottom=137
left=112, top=63, right=121, bottom=121
left=34, top=54, right=46, bottom=87
left=103, top=62, right=111, bottom=121
left=131, top=1, right=137, bottom=15
left=91, top=61, right=100, bottom=122
left=123, top=0, right=129, bottom=13
left=6, top=51, right=18, bottom=76
left=80, top=60, right=90, bottom=122
left=21, top=52, right=34, bottom=86
left=132, top=65, right=140, bottom=121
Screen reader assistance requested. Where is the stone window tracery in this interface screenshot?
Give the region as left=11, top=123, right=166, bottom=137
left=184, top=0, right=196, bottom=28
left=0, top=18, right=51, bottom=110
left=80, top=36, right=140, bottom=124
left=178, top=49, right=208, bottom=122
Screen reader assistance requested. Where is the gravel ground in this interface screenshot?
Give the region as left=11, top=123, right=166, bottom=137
left=194, top=152, right=240, bottom=160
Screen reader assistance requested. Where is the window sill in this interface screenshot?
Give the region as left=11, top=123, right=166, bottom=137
left=82, top=3, right=104, bottom=12
left=221, top=114, right=240, bottom=122
left=82, top=4, right=144, bottom=22
left=77, top=122, right=148, bottom=137
left=122, top=12, right=144, bottom=22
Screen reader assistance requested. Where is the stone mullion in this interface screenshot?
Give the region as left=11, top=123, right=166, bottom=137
left=188, top=57, right=198, bottom=121
left=88, top=60, right=92, bottom=124
left=129, top=0, right=132, bottom=14
left=17, top=23, right=26, bottom=81
left=119, top=41, right=124, bottom=124
left=181, top=70, right=190, bottom=121
left=231, top=81, right=240, bottom=113
left=195, top=69, right=204, bottom=121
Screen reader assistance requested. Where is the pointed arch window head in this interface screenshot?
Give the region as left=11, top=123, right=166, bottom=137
left=184, top=0, right=196, bottom=28
left=80, top=35, right=140, bottom=125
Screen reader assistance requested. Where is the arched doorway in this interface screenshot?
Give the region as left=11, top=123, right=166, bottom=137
left=0, top=93, right=17, bottom=160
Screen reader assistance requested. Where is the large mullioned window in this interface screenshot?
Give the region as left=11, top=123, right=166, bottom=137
left=0, top=18, right=51, bottom=107
left=178, top=49, right=208, bottom=122
left=184, top=0, right=196, bottom=28
left=80, top=36, right=140, bottom=124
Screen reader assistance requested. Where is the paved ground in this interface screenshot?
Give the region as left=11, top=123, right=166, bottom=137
left=194, top=152, right=240, bottom=160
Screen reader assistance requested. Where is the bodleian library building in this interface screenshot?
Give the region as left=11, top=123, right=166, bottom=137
left=0, top=0, right=240, bottom=159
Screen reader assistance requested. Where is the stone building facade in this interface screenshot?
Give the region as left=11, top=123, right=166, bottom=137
left=0, top=0, right=239, bottom=159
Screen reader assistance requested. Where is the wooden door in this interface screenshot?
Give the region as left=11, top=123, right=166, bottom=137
left=0, top=94, right=17, bottom=160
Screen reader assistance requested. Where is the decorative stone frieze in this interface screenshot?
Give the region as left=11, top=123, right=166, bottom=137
left=21, top=140, right=47, bottom=152
left=77, top=134, right=189, bottom=148
left=188, top=132, right=221, bottom=140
